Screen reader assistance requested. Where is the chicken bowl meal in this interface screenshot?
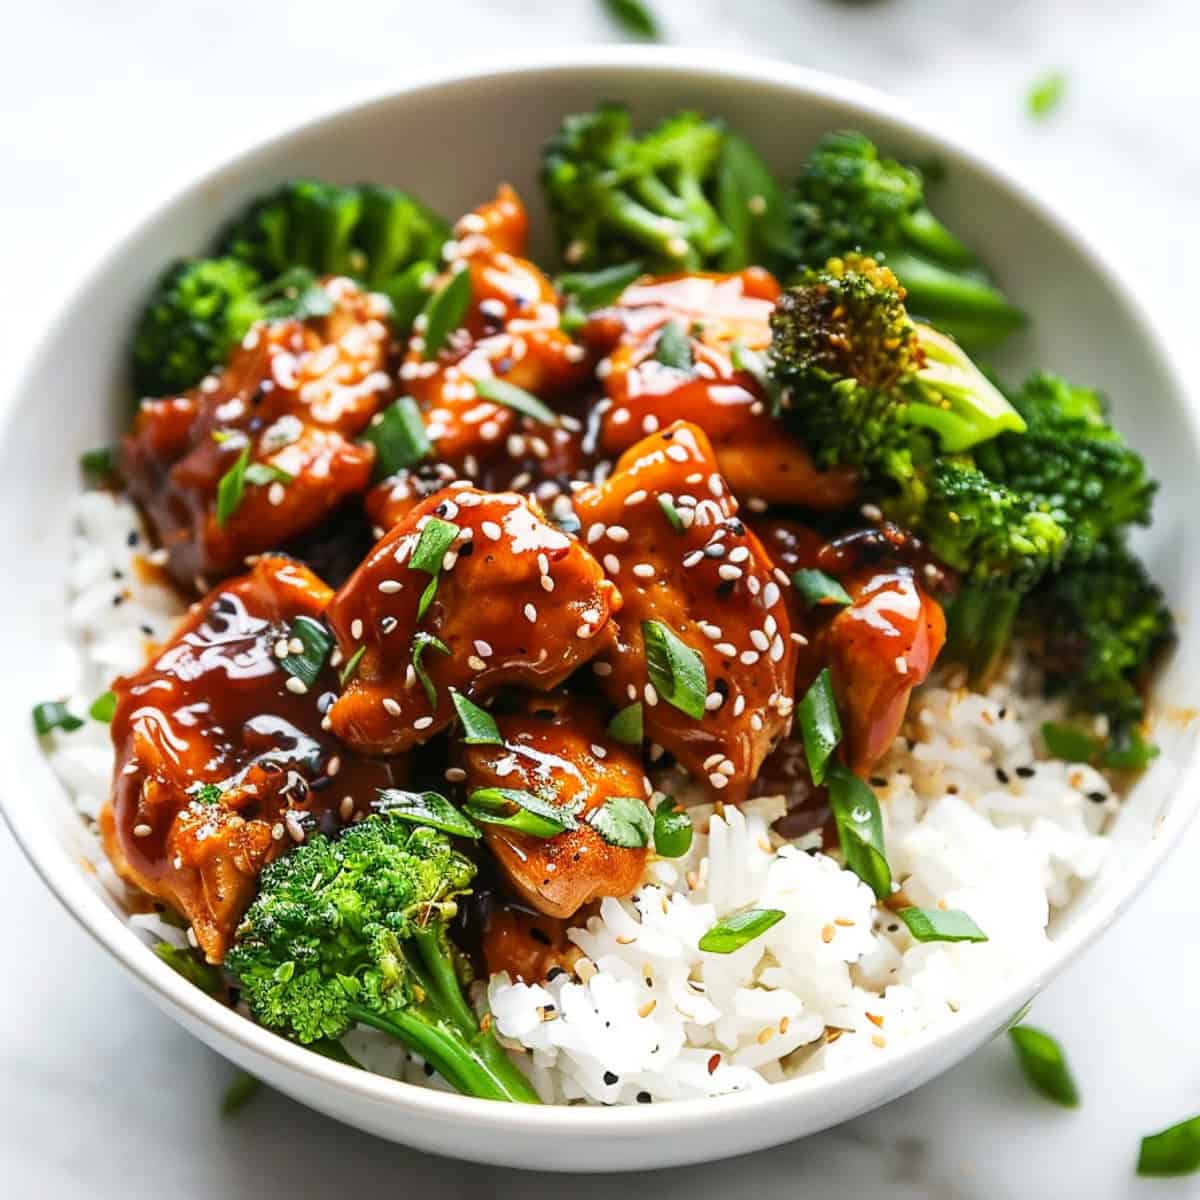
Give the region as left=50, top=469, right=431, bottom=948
left=26, top=80, right=1180, bottom=1118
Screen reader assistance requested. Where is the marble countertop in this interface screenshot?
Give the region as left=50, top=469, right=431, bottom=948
left=3, top=2, right=1199, bottom=1195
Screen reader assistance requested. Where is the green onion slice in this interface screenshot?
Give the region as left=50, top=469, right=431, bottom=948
left=409, top=516, right=459, bottom=619
left=411, top=631, right=450, bottom=709
left=557, top=260, right=643, bottom=331
left=653, top=320, right=694, bottom=372
left=606, top=701, right=643, bottom=745
left=466, top=787, right=575, bottom=839
left=600, top=0, right=658, bottom=38
left=279, top=616, right=333, bottom=690
left=215, top=444, right=251, bottom=527
left=361, top=396, right=431, bottom=478
left=1040, top=721, right=1100, bottom=762
left=587, top=796, right=653, bottom=849
left=642, top=619, right=707, bottom=719
left=421, top=267, right=472, bottom=360
left=699, top=907, right=785, bottom=954
left=376, top=788, right=480, bottom=840
left=1008, top=1025, right=1079, bottom=1107
left=652, top=795, right=693, bottom=858
left=826, top=764, right=891, bottom=899
left=32, top=700, right=83, bottom=736
left=89, top=691, right=117, bottom=723
left=1138, top=1115, right=1200, bottom=1177
left=80, top=445, right=117, bottom=482
left=243, top=462, right=294, bottom=487
left=729, top=342, right=787, bottom=417
left=792, top=569, right=852, bottom=610
left=474, top=377, right=558, bottom=427
left=189, top=782, right=223, bottom=806
left=798, top=668, right=841, bottom=786
left=897, top=907, right=988, bottom=944
left=153, top=941, right=224, bottom=996
left=657, top=495, right=684, bottom=533
left=338, top=645, right=366, bottom=686
left=450, top=690, right=502, bottom=745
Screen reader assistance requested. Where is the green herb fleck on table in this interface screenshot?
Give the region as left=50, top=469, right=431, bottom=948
left=1027, top=71, right=1067, bottom=121
left=1008, top=1025, right=1079, bottom=1107
left=599, top=0, right=658, bottom=39
left=220, top=1071, right=263, bottom=1118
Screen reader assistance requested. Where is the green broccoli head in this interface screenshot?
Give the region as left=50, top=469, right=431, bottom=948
left=225, top=814, right=537, bottom=1103
left=131, top=257, right=266, bottom=396
left=542, top=104, right=731, bottom=271
left=351, top=185, right=448, bottom=290
left=1029, top=542, right=1173, bottom=728
left=791, top=131, right=1025, bottom=350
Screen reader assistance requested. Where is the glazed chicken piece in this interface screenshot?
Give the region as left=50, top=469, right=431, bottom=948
left=122, top=278, right=393, bottom=591
left=582, top=271, right=857, bottom=510
left=480, top=907, right=578, bottom=983
left=400, top=186, right=589, bottom=474
left=460, top=695, right=652, bottom=920
left=99, top=556, right=403, bottom=962
left=326, top=486, right=622, bottom=755
left=574, top=421, right=799, bottom=801
left=754, top=518, right=947, bottom=772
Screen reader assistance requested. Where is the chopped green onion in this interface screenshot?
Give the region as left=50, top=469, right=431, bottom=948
left=32, top=701, right=83, bottom=736
left=215, top=444, right=251, bottom=527
left=220, top=1071, right=262, bottom=1118
left=80, top=445, right=117, bottom=482
left=698, top=907, right=785, bottom=954
left=339, top=645, right=366, bottom=686
left=652, top=795, right=693, bottom=858
left=409, top=516, right=459, bottom=619
left=211, top=429, right=241, bottom=444
left=189, top=782, right=223, bottom=806
left=557, top=261, right=643, bottom=331
left=375, top=788, right=480, bottom=840
left=466, top=787, right=575, bottom=839
left=450, top=690, right=502, bottom=745
left=153, top=940, right=225, bottom=995
left=1138, top=1115, right=1200, bottom=1177
left=474, top=377, right=558, bottom=427
left=599, top=0, right=658, bottom=38
left=1008, top=1025, right=1079, bottom=1107
left=1102, top=728, right=1159, bottom=770
left=89, top=691, right=117, bottom=723
left=1040, top=721, right=1100, bottom=762
left=411, top=632, right=450, bottom=709
left=792, top=569, right=852, bottom=610
left=606, top=701, right=643, bottom=745
left=243, top=462, right=294, bottom=487
left=381, top=260, right=437, bottom=334
left=421, top=267, right=472, bottom=360
left=642, top=619, right=707, bottom=719
left=279, top=616, right=333, bottom=690
left=826, top=764, right=891, bottom=899
left=657, top=495, right=684, bottom=533
left=897, top=907, right=988, bottom=944
left=1027, top=71, right=1067, bottom=121
left=653, top=320, right=693, bottom=372
left=729, top=342, right=787, bottom=417
left=798, top=668, right=841, bottom=786
left=587, top=796, right=653, bottom=849
left=361, top=396, right=431, bottom=478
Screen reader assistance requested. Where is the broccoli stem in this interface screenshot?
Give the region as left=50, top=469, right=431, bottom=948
left=946, top=584, right=1022, bottom=687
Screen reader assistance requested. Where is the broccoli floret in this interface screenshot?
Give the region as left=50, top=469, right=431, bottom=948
left=791, top=131, right=1025, bottom=350
left=225, top=815, right=539, bottom=1104
left=975, top=372, right=1156, bottom=564
left=542, top=104, right=732, bottom=271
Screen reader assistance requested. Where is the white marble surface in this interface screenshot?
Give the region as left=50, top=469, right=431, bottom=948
left=3, top=1, right=1200, bottom=1195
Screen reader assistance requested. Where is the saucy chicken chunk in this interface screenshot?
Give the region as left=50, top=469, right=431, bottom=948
left=574, top=421, right=799, bottom=801
left=583, top=271, right=857, bottom=509
left=461, top=695, right=652, bottom=919
left=400, top=186, right=589, bottom=474
left=326, top=486, right=621, bottom=754
left=100, top=556, right=402, bottom=961
left=122, top=278, right=393, bottom=591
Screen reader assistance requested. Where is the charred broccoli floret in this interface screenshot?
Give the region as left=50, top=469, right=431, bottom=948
left=790, top=131, right=1024, bottom=349
left=225, top=815, right=539, bottom=1104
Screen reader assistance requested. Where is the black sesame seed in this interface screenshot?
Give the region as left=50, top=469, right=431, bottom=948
left=529, top=927, right=551, bottom=946
left=1087, top=790, right=1108, bottom=804
left=636, top=1091, right=652, bottom=1104
left=112, top=594, right=124, bottom=607
left=716, top=579, right=735, bottom=596
left=726, top=520, right=745, bottom=537
left=1015, top=766, right=1036, bottom=779
left=603, top=1071, right=619, bottom=1086
left=714, top=678, right=729, bottom=697
left=546, top=966, right=565, bottom=981
left=424, top=1062, right=434, bottom=1077
left=457, top=540, right=476, bottom=558
left=869, top=776, right=887, bottom=788
left=126, top=531, right=139, bottom=547
left=887, top=923, right=899, bottom=933
left=994, top=767, right=1010, bottom=784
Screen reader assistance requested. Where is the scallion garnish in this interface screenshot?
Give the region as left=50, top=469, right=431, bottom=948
left=897, top=907, right=988, bottom=944
left=89, top=691, right=117, bottom=723
left=652, top=794, right=693, bottom=858
left=31, top=700, right=83, bottom=736
left=557, top=260, right=643, bottom=332
left=421, top=267, right=472, bottom=360
left=153, top=941, right=224, bottom=995
left=382, top=260, right=437, bottom=334
left=411, top=631, right=450, bottom=708
left=1102, top=728, right=1159, bottom=770
left=465, top=787, right=576, bottom=839
left=474, top=377, right=558, bottom=427
left=279, top=616, right=333, bottom=689
left=599, top=0, right=658, bottom=39
left=653, top=320, right=694, bottom=372
left=339, top=645, right=366, bottom=686
left=1008, top=1025, right=1079, bottom=1107
left=450, top=690, right=502, bottom=745
left=243, top=462, right=294, bottom=487
left=587, top=796, right=653, bottom=849
left=215, top=444, right=251, bottom=527
left=798, top=668, right=841, bottom=786
left=606, top=701, right=643, bottom=745
left=189, top=782, right=223, bottom=806
left=375, top=788, right=480, bottom=840
left=80, top=445, right=117, bottom=482
left=698, top=907, right=785, bottom=954
left=792, top=569, right=852, bottom=610
left=220, top=1071, right=262, bottom=1118
left=409, top=516, right=459, bottom=619
left=657, top=495, right=684, bottom=533
left=642, top=619, right=707, bottom=719
left=826, top=764, right=891, bottom=899
left=1138, top=1114, right=1200, bottom=1177
left=361, top=396, right=431, bottom=479
left=1040, top=721, right=1100, bottom=762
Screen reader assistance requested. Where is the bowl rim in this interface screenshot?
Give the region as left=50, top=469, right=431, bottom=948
left=4, top=43, right=1199, bottom=1138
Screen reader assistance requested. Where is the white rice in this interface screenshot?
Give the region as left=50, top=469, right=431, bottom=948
left=44, top=491, right=1118, bottom=1104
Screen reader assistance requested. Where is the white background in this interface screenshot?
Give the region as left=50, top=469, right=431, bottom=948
left=3, top=2, right=1199, bottom=1196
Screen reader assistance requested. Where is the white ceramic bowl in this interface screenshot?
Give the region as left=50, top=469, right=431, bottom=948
left=2, top=47, right=1197, bottom=1172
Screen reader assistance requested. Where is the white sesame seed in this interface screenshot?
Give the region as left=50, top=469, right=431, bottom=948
left=627, top=683, right=639, bottom=701
left=285, top=812, right=306, bottom=842
left=445, top=767, right=467, bottom=783
left=327, top=755, right=341, bottom=777
left=701, top=624, right=723, bottom=640
left=644, top=683, right=659, bottom=706
left=524, top=603, right=538, bottom=622
left=537, top=552, right=549, bottom=575
left=267, top=481, right=286, bottom=506
left=764, top=614, right=778, bottom=636
left=339, top=795, right=355, bottom=821
left=187, top=926, right=199, bottom=948
left=591, top=743, right=608, bottom=759
left=288, top=636, right=305, bottom=655
left=718, top=759, right=735, bottom=777
left=271, top=822, right=285, bottom=841
left=728, top=546, right=750, bottom=564
left=682, top=550, right=704, bottom=568
left=763, top=582, right=781, bottom=608
left=482, top=521, right=502, bottom=541
left=607, top=525, right=630, bottom=543
left=895, top=655, right=909, bottom=675
left=285, top=676, right=308, bottom=695
left=274, top=638, right=290, bottom=659
left=715, top=642, right=736, bottom=657
left=467, top=655, right=486, bottom=671
left=750, top=713, right=764, bottom=732
left=740, top=650, right=760, bottom=665
left=709, top=772, right=729, bottom=790
left=603, top=553, right=621, bottom=575
left=733, top=695, right=746, bottom=717
left=773, top=568, right=791, bottom=588
left=708, top=476, right=723, bottom=498
left=746, top=575, right=761, bottom=596
left=641, top=415, right=659, bottom=435
left=704, top=691, right=725, bottom=711
left=382, top=697, right=403, bottom=716
left=750, top=629, right=770, bottom=651
left=632, top=563, right=656, bottom=579
left=718, top=564, right=743, bottom=582
left=587, top=523, right=606, bottom=544
left=665, top=444, right=689, bottom=463
left=480, top=420, right=501, bottom=441
left=378, top=579, right=403, bottom=594
left=624, top=489, right=648, bottom=507
left=746, top=496, right=768, bottom=513
left=473, top=639, right=493, bottom=657
left=414, top=716, right=434, bottom=730
left=770, top=636, right=786, bottom=662
left=133, top=823, right=152, bottom=838
left=350, top=619, right=364, bottom=640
